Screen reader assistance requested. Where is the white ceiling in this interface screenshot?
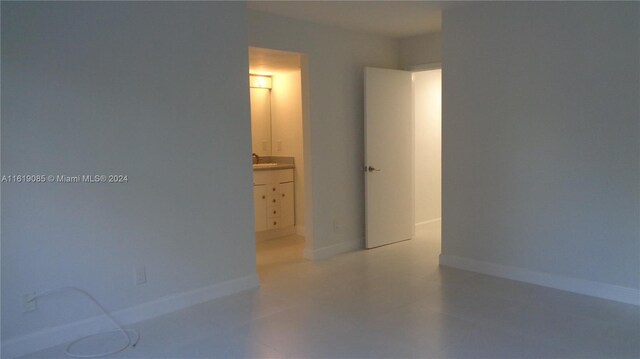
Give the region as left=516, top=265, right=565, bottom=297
left=247, top=1, right=461, bottom=39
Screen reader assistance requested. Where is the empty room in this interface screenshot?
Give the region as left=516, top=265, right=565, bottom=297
left=1, top=1, right=638, bottom=358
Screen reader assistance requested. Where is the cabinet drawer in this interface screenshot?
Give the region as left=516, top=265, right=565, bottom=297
left=268, top=195, right=280, bottom=206
left=253, top=171, right=273, bottom=185
left=267, top=206, right=281, bottom=218
left=253, top=169, right=294, bottom=185
left=276, top=169, right=294, bottom=183
left=267, top=218, right=280, bottom=229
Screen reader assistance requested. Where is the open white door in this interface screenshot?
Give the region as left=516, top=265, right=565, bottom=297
left=364, top=67, right=414, bottom=248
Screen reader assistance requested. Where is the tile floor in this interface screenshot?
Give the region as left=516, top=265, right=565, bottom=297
left=22, top=227, right=640, bottom=358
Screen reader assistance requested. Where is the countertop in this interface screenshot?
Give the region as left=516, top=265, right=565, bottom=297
left=252, top=163, right=295, bottom=171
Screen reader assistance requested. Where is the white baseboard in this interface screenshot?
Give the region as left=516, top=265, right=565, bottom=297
left=1, top=274, right=260, bottom=359
left=415, top=217, right=441, bottom=231
left=439, top=254, right=640, bottom=306
left=304, top=240, right=362, bottom=260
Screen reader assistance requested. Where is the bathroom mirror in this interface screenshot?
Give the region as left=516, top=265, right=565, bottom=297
left=250, top=75, right=272, bottom=157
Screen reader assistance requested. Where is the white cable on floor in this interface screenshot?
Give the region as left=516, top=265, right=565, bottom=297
left=30, top=287, right=140, bottom=358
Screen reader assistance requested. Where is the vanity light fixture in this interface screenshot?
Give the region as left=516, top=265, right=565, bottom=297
left=249, top=74, right=272, bottom=89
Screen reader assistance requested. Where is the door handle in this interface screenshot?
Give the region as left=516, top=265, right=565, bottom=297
left=366, top=166, right=381, bottom=172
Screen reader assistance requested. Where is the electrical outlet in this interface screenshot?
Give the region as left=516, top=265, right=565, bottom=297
left=333, top=219, right=340, bottom=233
left=135, top=265, right=147, bottom=285
left=23, top=292, right=37, bottom=312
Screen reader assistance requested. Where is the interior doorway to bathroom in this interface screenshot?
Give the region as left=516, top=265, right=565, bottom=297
left=248, top=47, right=310, bottom=278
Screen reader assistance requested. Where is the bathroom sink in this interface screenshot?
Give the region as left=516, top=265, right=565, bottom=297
left=253, top=163, right=279, bottom=168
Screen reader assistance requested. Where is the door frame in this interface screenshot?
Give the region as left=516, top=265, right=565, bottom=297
left=410, top=62, right=443, bottom=244
left=299, top=53, right=316, bottom=258
left=248, top=47, right=315, bottom=262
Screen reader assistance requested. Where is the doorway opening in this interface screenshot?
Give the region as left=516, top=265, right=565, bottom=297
left=412, top=67, right=442, bottom=249
left=248, top=47, right=310, bottom=277
left=363, top=65, right=441, bottom=251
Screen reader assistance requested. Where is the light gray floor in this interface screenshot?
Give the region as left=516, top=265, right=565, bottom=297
left=23, top=227, right=640, bottom=358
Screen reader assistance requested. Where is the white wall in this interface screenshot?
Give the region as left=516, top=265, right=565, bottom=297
left=400, top=33, right=441, bottom=70
left=414, top=70, right=442, bottom=228
left=271, top=70, right=305, bottom=229
left=1, top=1, right=256, bottom=350
left=442, top=2, right=640, bottom=296
left=248, top=11, right=400, bottom=257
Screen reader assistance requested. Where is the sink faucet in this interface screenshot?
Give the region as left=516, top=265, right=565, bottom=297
left=252, top=153, right=259, bottom=164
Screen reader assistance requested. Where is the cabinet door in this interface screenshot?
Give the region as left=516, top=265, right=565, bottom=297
left=253, top=185, right=267, bottom=232
left=279, top=181, right=295, bottom=228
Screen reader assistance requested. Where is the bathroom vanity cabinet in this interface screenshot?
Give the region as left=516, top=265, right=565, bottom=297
left=253, top=168, right=295, bottom=237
